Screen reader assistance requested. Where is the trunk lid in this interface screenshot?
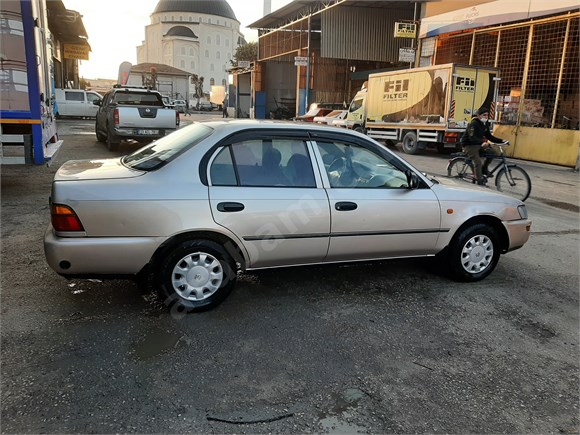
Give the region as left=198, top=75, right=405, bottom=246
left=54, top=158, right=145, bottom=182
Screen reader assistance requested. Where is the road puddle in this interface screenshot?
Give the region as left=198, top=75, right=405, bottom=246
left=133, top=329, right=185, bottom=360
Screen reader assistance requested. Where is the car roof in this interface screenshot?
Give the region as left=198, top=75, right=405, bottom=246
left=198, top=119, right=364, bottom=137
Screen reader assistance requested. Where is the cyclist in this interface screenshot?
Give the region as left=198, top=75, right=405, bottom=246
left=459, top=107, right=506, bottom=185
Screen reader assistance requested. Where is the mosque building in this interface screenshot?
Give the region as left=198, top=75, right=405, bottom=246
left=136, top=0, right=245, bottom=100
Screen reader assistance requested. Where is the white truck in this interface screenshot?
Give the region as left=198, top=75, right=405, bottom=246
left=345, top=63, right=500, bottom=154
left=95, top=86, right=179, bottom=151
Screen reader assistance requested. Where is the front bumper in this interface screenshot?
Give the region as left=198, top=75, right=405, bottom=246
left=44, top=225, right=164, bottom=276
left=504, top=219, right=532, bottom=252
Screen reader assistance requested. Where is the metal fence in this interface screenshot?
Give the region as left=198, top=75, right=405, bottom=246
left=432, top=12, right=579, bottom=130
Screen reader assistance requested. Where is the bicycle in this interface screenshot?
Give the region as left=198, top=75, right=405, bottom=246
left=446, top=141, right=532, bottom=201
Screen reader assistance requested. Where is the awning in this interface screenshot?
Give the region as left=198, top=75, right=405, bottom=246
left=46, top=0, right=91, bottom=49
left=419, top=0, right=580, bottom=38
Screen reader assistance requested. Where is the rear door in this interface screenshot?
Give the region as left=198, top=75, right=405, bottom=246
left=207, top=131, right=330, bottom=268
left=451, top=66, right=498, bottom=128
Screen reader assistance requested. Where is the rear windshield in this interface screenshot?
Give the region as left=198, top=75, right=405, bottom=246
left=113, top=91, right=163, bottom=106
left=122, top=123, right=213, bottom=171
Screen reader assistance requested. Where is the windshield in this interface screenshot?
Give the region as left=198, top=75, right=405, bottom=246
left=122, top=123, right=213, bottom=170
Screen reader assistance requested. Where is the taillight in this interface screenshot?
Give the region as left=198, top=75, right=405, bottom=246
left=51, top=204, right=85, bottom=232
left=114, top=108, right=119, bottom=126
left=176, top=111, right=180, bottom=126
left=445, top=132, right=459, bottom=143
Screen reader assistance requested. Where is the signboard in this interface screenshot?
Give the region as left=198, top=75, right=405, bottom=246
left=394, top=22, right=417, bottom=38
left=294, top=56, right=308, bottom=67
left=398, top=48, right=416, bottom=63
left=237, top=61, right=250, bottom=68
left=63, top=44, right=89, bottom=60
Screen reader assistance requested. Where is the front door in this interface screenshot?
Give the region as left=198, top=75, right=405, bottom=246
left=208, top=133, right=330, bottom=268
left=312, top=136, right=442, bottom=262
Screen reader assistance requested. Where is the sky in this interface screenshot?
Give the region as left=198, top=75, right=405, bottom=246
left=64, top=0, right=293, bottom=80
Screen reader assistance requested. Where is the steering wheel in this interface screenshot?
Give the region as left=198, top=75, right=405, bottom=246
left=328, top=156, right=346, bottom=173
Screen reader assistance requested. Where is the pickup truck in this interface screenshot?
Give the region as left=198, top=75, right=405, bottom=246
left=95, top=86, right=179, bottom=151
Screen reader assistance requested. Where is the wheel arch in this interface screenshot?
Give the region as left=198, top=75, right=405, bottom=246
left=148, top=230, right=248, bottom=273
left=450, top=215, right=510, bottom=253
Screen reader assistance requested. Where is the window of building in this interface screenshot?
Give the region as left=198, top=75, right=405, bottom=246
left=216, top=52, right=220, bottom=60
left=180, top=60, right=185, bottom=68
left=181, top=47, right=185, bottom=55
left=225, top=38, right=229, bottom=47
left=210, top=78, right=215, bottom=86
left=205, top=50, right=209, bottom=58
left=207, top=36, right=211, bottom=44
left=189, top=48, right=194, bottom=56
left=216, top=35, right=220, bottom=45
left=222, top=79, right=227, bottom=86
left=191, top=61, right=195, bottom=69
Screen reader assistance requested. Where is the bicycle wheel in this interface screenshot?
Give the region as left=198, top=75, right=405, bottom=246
left=447, top=157, right=475, bottom=184
left=495, top=165, right=531, bottom=201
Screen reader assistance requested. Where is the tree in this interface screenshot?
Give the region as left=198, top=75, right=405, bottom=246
left=79, top=78, right=91, bottom=90
left=231, top=42, right=257, bottom=66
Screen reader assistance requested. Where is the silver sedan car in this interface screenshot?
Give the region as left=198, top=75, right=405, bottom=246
left=44, top=120, right=532, bottom=311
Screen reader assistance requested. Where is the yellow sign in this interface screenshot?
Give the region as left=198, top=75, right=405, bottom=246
left=64, top=44, right=89, bottom=60
left=394, top=22, right=416, bottom=38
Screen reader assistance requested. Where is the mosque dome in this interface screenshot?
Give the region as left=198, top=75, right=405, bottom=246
left=165, top=25, right=198, bottom=38
left=153, top=0, right=237, bottom=21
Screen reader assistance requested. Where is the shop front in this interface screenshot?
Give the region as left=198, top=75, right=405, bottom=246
left=418, top=0, right=579, bottom=167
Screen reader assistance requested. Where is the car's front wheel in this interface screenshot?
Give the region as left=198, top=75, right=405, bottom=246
left=156, top=239, right=237, bottom=312
left=448, top=223, right=500, bottom=281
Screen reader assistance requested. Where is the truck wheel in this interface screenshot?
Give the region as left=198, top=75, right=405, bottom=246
left=95, top=121, right=106, bottom=143
left=402, top=132, right=419, bottom=154
left=106, top=126, right=120, bottom=151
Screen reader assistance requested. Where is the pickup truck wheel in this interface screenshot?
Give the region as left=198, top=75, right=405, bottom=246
left=95, top=121, right=106, bottom=143
left=402, top=132, right=419, bottom=154
left=106, top=127, right=120, bottom=151
left=448, top=223, right=500, bottom=282
left=156, top=239, right=237, bottom=312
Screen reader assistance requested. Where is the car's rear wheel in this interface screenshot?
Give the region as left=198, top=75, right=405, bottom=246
left=156, top=239, right=237, bottom=312
left=106, top=125, right=120, bottom=151
left=448, top=223, right=500, bottom=281
left=95, top=121, right=106, bottom=143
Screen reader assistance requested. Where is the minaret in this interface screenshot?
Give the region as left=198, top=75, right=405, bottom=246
left=263, top=0, right=271, bottom=16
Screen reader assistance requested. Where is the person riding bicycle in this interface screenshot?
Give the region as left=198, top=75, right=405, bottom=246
left=459, top=107, right=506, bottom=185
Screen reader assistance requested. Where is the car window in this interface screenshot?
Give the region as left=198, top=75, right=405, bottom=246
left=65, top=91, right=84, bottom=102
left=214, top=139, right=316, bottom=187
left=210, top=147, right=237, bottom=186
left=86, top=93, right=101, bottom=103
left=315, top=140, right=409, bottom=188
left=113, top=92, right=163, bottom=106
left=349, top=98, right=363, bottom=112
left=122, top=123, right=213, bottom=171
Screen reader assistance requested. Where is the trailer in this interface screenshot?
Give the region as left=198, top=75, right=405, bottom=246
left=344, top=63, right=500, bottom=154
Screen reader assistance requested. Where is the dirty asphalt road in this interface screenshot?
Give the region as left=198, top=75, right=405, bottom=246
left=1, top=117, right=578, bottom=433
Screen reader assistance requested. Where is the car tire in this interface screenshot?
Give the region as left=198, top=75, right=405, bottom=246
left=402, top=131, right=419, bottom=154
left=95, top=121, right=106, bottom=143
left=447, top=223, right=500, bottom=282
left=354, top=126, right=365, bottom=134
left=156, top=239, right=237, bottom=312
left=106, top=126, right=120, bottom=151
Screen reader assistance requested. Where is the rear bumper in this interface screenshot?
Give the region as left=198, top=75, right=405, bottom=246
left=44, top=225, right=164, bottom=276
left=504, top=219, right=532, bottom=252
left=114, top=127, right=176, bottom=140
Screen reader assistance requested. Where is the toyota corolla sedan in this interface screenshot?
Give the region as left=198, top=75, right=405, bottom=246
left=44, top=120, right=531, bottom=311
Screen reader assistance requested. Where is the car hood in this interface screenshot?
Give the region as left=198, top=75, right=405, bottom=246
left=429, top=175, right=523, bottom=205
left=54, top=158, right=145, bottom=181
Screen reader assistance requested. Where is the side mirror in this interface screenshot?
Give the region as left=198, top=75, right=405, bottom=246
left=405, top=170, right=420, bottom=189
left=93, top=100, right=102, bottom=106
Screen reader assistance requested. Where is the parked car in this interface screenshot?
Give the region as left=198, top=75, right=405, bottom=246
left=197, top=101, right=213, bottom=111
left=313, top=109, right=348, bottom=125
left=293, top=107, right=334, bottom=122
left=94, top=85, right=179, bottom=151
left=172, top=99, right=187, bottom=113
left=54, top=88, right=103, bottom=118
left=44, top=121, right=531, bottom=312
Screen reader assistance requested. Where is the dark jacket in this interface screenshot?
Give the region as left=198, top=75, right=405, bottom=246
left=460, top=117, right=503, bottom=146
